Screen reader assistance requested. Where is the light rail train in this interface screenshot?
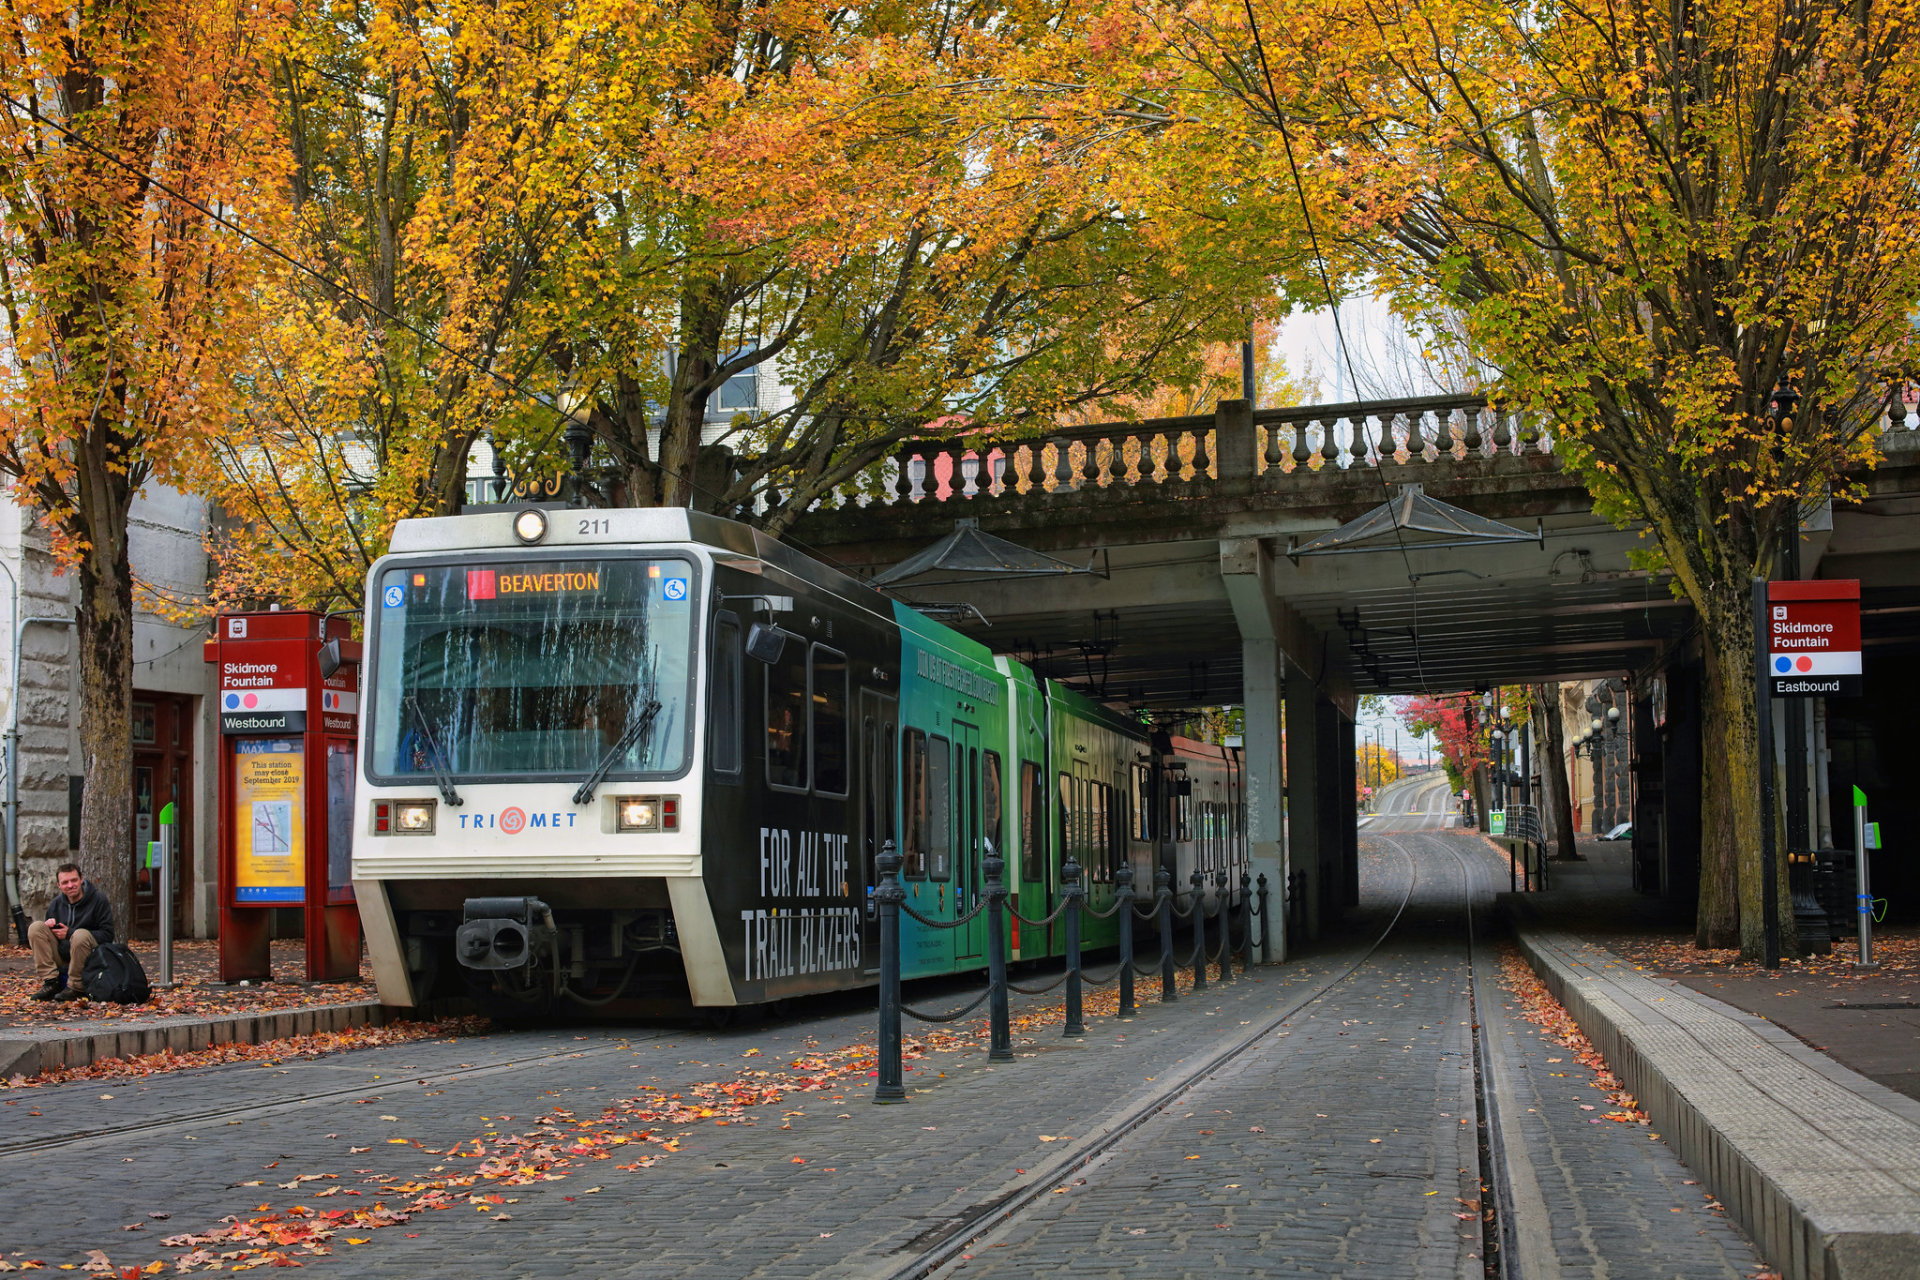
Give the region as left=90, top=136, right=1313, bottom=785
left=352, top=507, right=1245, bottom=1014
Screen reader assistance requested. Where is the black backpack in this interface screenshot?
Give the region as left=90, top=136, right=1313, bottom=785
left=82, top=942, right=152, bottom=1004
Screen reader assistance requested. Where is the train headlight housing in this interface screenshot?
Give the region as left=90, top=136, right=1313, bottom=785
left=396, top=800, right=436, bottom=833
left=615, top=795, right=679, bottom=832
left=512, top=507, right=548, bottom=544
left=373, top=800, right=436, bottom=835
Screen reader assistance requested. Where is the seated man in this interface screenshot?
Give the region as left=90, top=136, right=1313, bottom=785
left=27, top=863, right=116, bottom=1002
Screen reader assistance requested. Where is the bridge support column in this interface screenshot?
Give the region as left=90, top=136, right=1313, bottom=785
left=1238, top=636, right=1286, bottom=961
left=1336, top=707, right=1360, bottom=909
left=1284, top=676, right=1328, bottom=940
left=1221, top=536, right=1357, bottom=947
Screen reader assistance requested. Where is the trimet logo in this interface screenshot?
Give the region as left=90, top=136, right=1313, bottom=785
left=455, top=807, right=580, bottom=832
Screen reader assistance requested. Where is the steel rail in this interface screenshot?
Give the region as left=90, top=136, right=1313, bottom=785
left=859, top=837, right=1430, bottom=1280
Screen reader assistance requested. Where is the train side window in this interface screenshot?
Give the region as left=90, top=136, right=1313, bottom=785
left=903, top=729, right=927, bottom=877
left=983, top=750, right=1004, bottom=864
left=927, top=735, right=951, bottom=880
left=1130, top=763, right=1152, bottom=842
left=710, top=613, right=742, bottom=778
left=811, top=646, right=848, bottom=796
left=765, top=645, right=809, bottom=791
left=1057, top=773, right=1073, bottom=877
left=1020, top=761, right=1042, bottom=883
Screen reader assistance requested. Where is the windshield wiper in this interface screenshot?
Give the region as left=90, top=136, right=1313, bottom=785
left=572, top=699, right=662, bottom=806
left=403, top=693, right=464, bottom=808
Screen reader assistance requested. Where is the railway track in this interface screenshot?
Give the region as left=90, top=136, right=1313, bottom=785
left=864, top=826, right=1514, bottom=1280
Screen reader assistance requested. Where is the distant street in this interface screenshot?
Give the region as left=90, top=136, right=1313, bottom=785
left=1362, top=770, right=1457, bottom=832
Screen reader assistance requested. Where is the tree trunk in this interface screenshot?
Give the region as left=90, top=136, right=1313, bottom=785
left=1532, top=684, right=1581, bottom=860
left=1695, top=580, right=1796, bottom=958
left=72, top=501, right=137, bottom=925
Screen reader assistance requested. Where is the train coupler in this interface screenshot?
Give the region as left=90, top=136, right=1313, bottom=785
left=456, top=896, right=557, bottom=971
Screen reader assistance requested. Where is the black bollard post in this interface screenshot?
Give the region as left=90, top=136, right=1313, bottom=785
left=1243, top=872, right=1258, bottom=968
left=1257, top=873, right=1272, bottom=965
left=1190, top=872, right=1208, bottom=993
left=1215, top=871, right=1232, bottom=982
left=985, top=848, right=1013, bottom=1062
left=874, top=844, right=907, bottom=1104
left=1116, top=864, right=1136, bottom=1019
left=1063, top=857, right=1085, bottom=1038
left=1156, top=867, right=1176, bottom=1003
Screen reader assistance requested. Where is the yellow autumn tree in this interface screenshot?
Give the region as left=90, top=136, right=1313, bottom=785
left=1024, top=0, right=1920, bottom=956
left=0, top=0, right=289, bottom=914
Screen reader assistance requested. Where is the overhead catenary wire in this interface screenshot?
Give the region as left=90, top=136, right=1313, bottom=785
left=1226, top=3, right=1438, bottom=695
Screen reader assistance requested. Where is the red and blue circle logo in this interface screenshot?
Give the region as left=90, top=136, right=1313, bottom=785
left=498, top=807, right=527, bottom=835
left=1773, top=656, right=1815, bottom=674
left=223, top=692, right=261, bottom=710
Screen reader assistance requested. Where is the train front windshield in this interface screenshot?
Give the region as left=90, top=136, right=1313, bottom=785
left=367, top=556, right=697, bottom=782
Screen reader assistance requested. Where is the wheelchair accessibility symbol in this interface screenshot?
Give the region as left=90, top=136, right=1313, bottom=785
left=382, top=584, right=406, bottom=608
left=661, top=578, right=688, bottom=601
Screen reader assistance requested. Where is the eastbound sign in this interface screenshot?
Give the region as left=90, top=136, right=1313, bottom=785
left=1767, top=580, right=1861, bottom=697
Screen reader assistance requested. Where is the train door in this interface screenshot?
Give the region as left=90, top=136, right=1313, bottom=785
left=856, top=690, right=896, bottom=974
left=952, top=719, right=983, bottom=962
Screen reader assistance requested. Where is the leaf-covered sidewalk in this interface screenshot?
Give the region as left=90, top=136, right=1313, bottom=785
left=0, top=938, right=377, bottom=1030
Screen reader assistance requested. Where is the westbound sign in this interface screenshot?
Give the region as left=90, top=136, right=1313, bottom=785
left=1767, top=580, right=1861, bottom=697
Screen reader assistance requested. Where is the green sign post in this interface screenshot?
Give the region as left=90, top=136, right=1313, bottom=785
left=1488, top=810, right=1507, bottom=837
left=1852, top=787, right=1876, bottom=970
left=156, top=801, right=176, bottom=988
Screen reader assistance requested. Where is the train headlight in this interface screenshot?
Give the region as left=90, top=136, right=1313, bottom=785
left=615, top=795, right=679, bottom=832
left=395, top=800, right=437, bottom=833
left=512, top=508, right=548, bottom=544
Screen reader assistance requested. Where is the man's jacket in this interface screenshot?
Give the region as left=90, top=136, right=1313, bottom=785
left=47, top=881, right=115, bottom=945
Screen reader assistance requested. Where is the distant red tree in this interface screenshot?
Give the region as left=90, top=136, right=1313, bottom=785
left=1397, top=695, right=1485, bottom=790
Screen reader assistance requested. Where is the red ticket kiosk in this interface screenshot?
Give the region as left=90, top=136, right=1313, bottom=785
left=203, top=611, right=363, bottom=982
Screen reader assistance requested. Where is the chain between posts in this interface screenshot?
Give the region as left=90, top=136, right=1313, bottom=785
left=874, top=841, right=1257, bottom=1103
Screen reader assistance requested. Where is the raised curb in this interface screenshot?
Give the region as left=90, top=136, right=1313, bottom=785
left=0, top=1000, right=396, bottom=1080
left=1509, top=919, right=1920, bottom=1280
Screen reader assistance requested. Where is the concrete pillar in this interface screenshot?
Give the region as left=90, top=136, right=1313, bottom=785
left=1336, top=707, right=1359, bottom=909
left=1239, top=636, right=1286, bottom=960
left=1284, top=672, right=1325, bottom=940
left=1213, top=399, right=1257, bottom=481
left=1219, top=535, right=1356, bottom=948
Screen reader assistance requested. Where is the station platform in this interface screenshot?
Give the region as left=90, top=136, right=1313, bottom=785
left=1500, top=838, right=1920, bottom=1280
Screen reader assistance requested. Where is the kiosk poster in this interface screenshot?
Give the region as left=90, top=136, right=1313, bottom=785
left=234, top=738, right=305, bottom=903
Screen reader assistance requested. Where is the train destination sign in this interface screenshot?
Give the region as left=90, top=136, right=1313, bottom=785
left=1767, top=579, right=1861, bottom=698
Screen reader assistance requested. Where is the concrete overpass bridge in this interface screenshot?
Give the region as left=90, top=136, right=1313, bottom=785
left=787, top=393, right=1920, bottom=946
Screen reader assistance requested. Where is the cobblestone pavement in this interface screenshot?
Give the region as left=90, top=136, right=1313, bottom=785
left=1, top=833, right=1768, bottom=1279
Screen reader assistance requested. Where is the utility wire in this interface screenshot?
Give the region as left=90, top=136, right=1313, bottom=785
left=1235, top=0, right=1436, bottom=695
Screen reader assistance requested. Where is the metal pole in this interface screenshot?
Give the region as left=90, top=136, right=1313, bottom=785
left=1215, top=870, right=1231, bottom=982
left=1062, top=857, right=1084, bottom=1038
left=985, top=850, right=1013, bottom=1061
left=1257, top=873, right=1272, bottom=965
left=1156, top=867, right=1176, bottom=1002
left=1853, top=787, right=1876, bottom=969
left=1190, top=872, right=1207, bottom=993
left=1238, top=871, right=1253, bottom=973
left=156, top=802, right=176, bottom=987
left=874, top=844, right=907, bottom=1103
left=1753, top=578, right=1782, bottom=969
left=1115, top=864, right=1136, bottom=1019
